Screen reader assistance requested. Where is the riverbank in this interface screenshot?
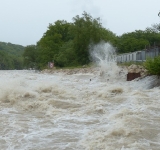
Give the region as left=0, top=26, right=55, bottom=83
left=41, top=66, right=101, bottom=75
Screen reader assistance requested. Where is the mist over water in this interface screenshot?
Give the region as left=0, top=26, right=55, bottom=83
left=0, top=43, right=160, bottom=150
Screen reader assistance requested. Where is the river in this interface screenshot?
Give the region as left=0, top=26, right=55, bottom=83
left=0, top=68, right=160, bottom=150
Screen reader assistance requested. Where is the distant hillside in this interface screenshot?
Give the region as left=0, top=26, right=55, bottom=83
left=0, top=42, right=25, bottom=56
left=0, top=42, right=25, bottom=70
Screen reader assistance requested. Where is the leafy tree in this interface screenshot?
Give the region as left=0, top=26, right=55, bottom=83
left=36, top=46, right=54, bottom=69
left=23, top=45, right=37, bottom=69
left=71, top=12, right=103, bottom=65
left=54, top=40, right=78, bottom=67
left=117, top=37, right=149, bottom=53
left=37, top=20, right=74, bottom=68
left=33, top=12, right=118, bottom=68
left=0, top=51, right=14, bottom=69
left=100, top=27, right=118, bottom=47
left=116, top=29, right=160, bottom=53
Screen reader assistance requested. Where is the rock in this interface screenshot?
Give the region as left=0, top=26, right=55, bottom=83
left=135, top=68, right=141, bottom=73
left=128, top=69, right=134, bottom=73
left=127, top=64, right=149, bottom=80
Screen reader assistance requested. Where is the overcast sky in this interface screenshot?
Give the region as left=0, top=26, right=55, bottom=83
left=0, top=0, right=160, bottom=46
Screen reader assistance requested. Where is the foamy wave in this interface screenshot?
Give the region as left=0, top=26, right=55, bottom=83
left=0, top=57, right=160, bottom=149
left=89, top=42, right=127, bottom=81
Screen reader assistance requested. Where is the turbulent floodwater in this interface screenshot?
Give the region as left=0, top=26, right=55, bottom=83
left=1, top=43, right=160, bottom=150
left=0, top=69, right=160, bottom=150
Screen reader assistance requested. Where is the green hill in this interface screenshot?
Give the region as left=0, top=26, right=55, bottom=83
left=0, top=42, right=25, bottom=70
left=0, top=42, right=24, bottom=56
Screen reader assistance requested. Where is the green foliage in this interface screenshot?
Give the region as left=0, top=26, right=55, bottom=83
left=23, top=45, right=37, bottom=69
left=1, top=13, right=159, bottom=70
left=71, top=12, right=103, bottom=65
left=38, top=20, right=73, bottom=51
left=54, top=40, right=78, bottom=67
left=100, top=28, right=117, bottom=46
left=116, top=30, right=160, bottom=53
left=22, top=12, right=160, bottom=69
left=144, top=55, right=160, bottom=76
left=36, top=46, right=55, bottom=69
left=0, top=42, right=24, bottom=56
left=0, top=42, right=24, bottom=69
left=36, top=20, right=75, bottom=69
left=0, top=51, right=13, bottom=69
left=117, top=37, right=149, bottom=53
left=34, top=12, right=116, bottom=68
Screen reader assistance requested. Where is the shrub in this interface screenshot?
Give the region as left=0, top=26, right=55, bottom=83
left=144, top=55, right=160, bottom=76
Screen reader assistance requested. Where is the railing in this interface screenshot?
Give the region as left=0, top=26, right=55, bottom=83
left=116, top=47, right=160, bottom=63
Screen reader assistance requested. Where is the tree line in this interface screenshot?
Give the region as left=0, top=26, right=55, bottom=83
left=1, top=12, right=160, bottom=70
left=23, top=12, right=117, bottom=69
left=23, top=12, right=160, bottom=69
left=0, top=42, right=24, bottom=69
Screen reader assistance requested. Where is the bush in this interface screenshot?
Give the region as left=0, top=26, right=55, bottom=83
left=144, top=55, right=160, bottom=76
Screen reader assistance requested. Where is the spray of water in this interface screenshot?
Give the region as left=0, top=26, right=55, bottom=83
left=89, top=41, right=125, bottom=80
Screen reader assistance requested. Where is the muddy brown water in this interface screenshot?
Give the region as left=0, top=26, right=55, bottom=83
left=0, top=69, right=160, bottom=150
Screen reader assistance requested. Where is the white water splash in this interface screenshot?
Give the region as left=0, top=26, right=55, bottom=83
left=89, top=41, right=126, bottom=80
